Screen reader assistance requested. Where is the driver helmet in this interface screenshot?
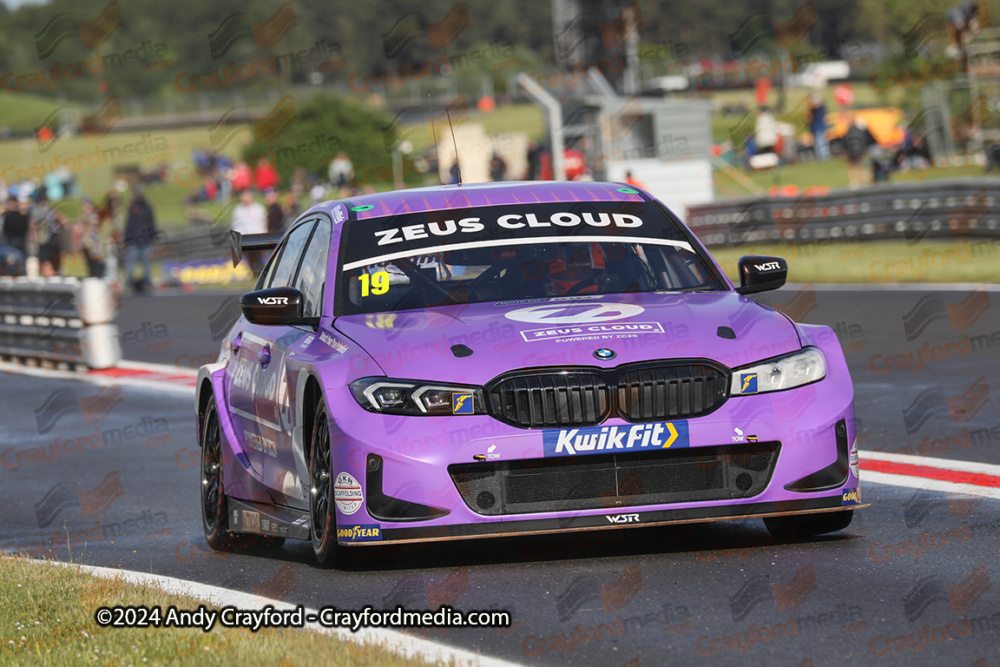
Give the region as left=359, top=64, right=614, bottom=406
left=544, top=243, right=606, bottom=295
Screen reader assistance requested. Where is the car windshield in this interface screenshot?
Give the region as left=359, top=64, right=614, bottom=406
left=339, top=200, right=724, bottom=315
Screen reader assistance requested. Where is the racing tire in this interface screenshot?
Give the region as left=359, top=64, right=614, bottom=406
left=309, top=399, right=339, bottom=567
left=764, top=510, right=853, bottom=540
left=201, top=398, right=234, bottom=551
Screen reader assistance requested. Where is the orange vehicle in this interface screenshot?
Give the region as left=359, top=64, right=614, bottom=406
left=824, top=107, right=906, bottom=149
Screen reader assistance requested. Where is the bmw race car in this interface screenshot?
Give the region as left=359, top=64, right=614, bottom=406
left=196, top=181, right=866, bottom=565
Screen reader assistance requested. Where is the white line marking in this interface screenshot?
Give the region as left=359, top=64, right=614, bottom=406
left=344, top=236, right=694, bottom=271
left=117, top=360, right=200, bottom=377
left=230, top=406, right=281, bottom=431
left=0, top=363, right=194, bottom=395
left=44, top=561, right=523, bottom=667
left=862, top=470, right=1000, bottom=499
left=861, top=450, right=1000, bottom=477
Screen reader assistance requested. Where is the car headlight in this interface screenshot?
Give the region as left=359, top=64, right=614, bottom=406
left=730, top=347, right=826, bottom=395
left=349, top=377, right=486, bottom=416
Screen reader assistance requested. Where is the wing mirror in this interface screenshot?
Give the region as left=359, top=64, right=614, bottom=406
left=736, top=255, right=788, bottom=294
left=240, top=286, right=308, bottom=326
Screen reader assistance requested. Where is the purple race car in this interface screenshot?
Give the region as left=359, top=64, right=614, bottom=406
left=196, top=181, right=865, bottom=565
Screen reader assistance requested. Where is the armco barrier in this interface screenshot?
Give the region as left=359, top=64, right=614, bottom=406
left=0, top=277, right=122, bottom=369
left=687, top=178, right=1000, bottom=247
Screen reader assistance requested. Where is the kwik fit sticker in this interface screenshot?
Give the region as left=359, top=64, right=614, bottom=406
left=543, top=421, right=689, bottom=457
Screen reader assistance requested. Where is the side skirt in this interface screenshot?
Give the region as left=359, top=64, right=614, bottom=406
left=228, top=498, right=311, bottom=541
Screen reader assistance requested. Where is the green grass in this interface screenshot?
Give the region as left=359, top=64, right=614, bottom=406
left=0, top=554, right=431, bottom=667
left=0, top=92, right=68, bottom=133
left=0, top=126, right=251, bottom=230
left=710, top=239, right=1000, bottom=284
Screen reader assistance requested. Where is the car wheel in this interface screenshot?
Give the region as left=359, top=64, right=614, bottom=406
left=201, top=398, right=233, bottom=551
left=309, top=399, right=338, bottom=566
left=764, top=510, right=853, bottom=539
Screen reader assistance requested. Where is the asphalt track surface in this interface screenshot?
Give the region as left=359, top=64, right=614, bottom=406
left=3, top=285, right=1000, bottom=665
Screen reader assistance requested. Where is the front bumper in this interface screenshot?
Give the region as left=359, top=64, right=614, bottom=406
left=325, top=362, right=863, bottom=545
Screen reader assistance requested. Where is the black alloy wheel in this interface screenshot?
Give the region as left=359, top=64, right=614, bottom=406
left=309, top=400, right=339, bottom=566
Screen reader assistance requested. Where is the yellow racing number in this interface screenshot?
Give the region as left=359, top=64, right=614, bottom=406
left=360, top=270, right=391, bottom=297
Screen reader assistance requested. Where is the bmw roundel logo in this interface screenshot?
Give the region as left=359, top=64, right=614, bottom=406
left=594, top=348, right=616, bottom=360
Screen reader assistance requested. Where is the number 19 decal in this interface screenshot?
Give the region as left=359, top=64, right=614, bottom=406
left=360, top=271, right=390, bottom=297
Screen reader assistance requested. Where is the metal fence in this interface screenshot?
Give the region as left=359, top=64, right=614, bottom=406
left=687, top=178, right=1000, bottom=248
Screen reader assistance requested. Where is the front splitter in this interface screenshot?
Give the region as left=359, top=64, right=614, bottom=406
left=365, top=496, right=870, bottom=546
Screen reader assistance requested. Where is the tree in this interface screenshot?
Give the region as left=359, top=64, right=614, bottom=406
left=241, top=93, right=398, bottom=187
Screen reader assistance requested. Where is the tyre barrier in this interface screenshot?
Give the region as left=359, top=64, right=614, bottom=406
left=687, top=178, right=1000, bottom=248
left=0, top=277, right=122, bottom=369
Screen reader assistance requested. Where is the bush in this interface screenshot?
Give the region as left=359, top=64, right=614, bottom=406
left=242, top=93, right=398, bottom=188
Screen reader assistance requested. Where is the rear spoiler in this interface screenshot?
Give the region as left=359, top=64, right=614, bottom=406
left=230, top=231, right=283, bottom=267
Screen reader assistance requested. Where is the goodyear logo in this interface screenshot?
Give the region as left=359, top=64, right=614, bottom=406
left=842, top=488, right=861, bottom=505
left=452, top=392, right=474, bottom=415
left=336, top=524, right=382, bottom=542
left=543, top=421, right=689, bottom=457
left=738, top=373, right=759, bottom=395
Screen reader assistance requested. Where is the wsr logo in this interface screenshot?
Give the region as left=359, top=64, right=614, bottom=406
left=258, top=297, right=289, bottom=305
left=754, top=262, right=781, bottom=271
left=606, top=513, right=640, bottom=524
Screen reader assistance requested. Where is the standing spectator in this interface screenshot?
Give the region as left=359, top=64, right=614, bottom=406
left=32, top=189, right=68, bottom=276
left=230, top=160, right=252, bottom=193
left=525, top=141, right=542, bottom=180
left=232, top=190, right=267, bottom=273
left=43, top=171, right=64, bottom=201
left=254, top=158, right=279, bottom=192
left=282, top=192, right=300, bottom=226
left=291, top=167, right=310, bottom=199
left=2, top=194, right=29, bottom=255
left=754, top=106, right=778, bottom=155
left=215, top=153, right=233, bottom=202
left=232, top=190, right=267, bottom=235
left=309, top=182, right=327, bottom=204
left=265, top=189, right=284, bottom=234
left=624, top=171, right=647, bottom=190
left=57, top=165, right=75, bottom=197
left=807, top=95, right=830, bottom=161
left=96, top=188, right=122, bottom=279
left=844, top=118, right=875, bottom=187
left=78, top=198, right=105, bottom=278
left=489, top=152, right=508, bottom=181
left=328, top=152, right=354, bottom=189
left=986, top=137, right=1000, bottom=173
left=123, top=186, right=158, bottom=293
